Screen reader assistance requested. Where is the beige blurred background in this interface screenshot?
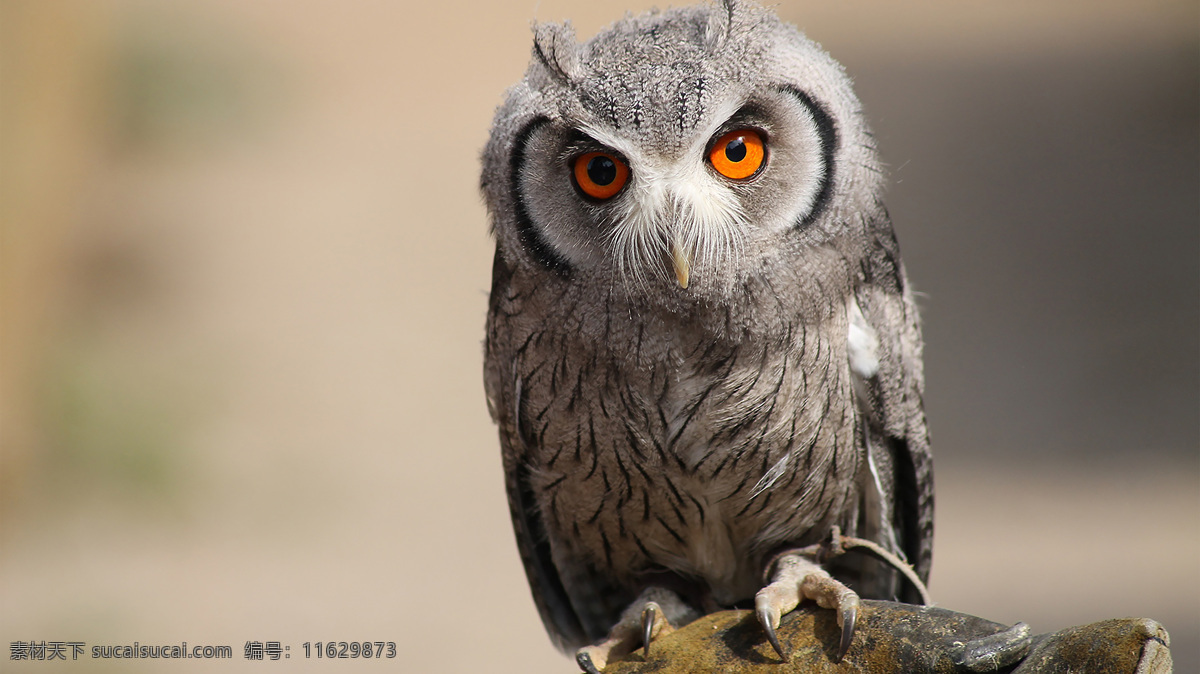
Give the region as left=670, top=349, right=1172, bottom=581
left=2, top=0, right=1197, bottom=672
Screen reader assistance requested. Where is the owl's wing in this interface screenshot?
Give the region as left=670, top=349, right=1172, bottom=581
left=849, top=223, right=935, bottom=603
left=484, top=248, right=593, bottom=652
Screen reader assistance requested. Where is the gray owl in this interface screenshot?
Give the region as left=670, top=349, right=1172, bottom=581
left=481, top=1, right=932, bottom=670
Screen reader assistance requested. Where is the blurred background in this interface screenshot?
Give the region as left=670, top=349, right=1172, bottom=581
left=2, top=0, right=1196, bottom=671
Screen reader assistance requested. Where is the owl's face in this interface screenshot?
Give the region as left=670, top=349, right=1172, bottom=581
left=483, top=1, right=880, bottom=306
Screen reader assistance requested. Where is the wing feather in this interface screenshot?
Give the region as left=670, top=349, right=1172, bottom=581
left=850, top=220, right=935, bottom=601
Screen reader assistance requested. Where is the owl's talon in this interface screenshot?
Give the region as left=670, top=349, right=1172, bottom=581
left=640, top=602, right=659, bottom=657
left=576, top=650, right=603, bottom=674
left=836, top=599, right=858, bottom=662
left=638, top=599, right=681, bottom=658
left=576, top=640, right=621, bottom=673
left=756, top=605, right=787, bottom=659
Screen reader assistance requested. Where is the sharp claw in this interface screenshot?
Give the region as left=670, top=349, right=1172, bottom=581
left=641, top=603, right=658, bottom=657
left=756, top=606, right=786, bottom=660
left=576, top=651, right=602, bottom=674
left=836, top=601, right=857, bottom=663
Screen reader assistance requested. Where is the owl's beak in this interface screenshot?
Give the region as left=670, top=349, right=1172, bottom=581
left=671, top=241, right=691, bottom=289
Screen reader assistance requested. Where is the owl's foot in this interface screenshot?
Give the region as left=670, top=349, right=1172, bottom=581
left=755, top=551, right=860, bottom=663
left=575, top=587, right=697, bottom=673
left=573, top=604, right=669, bottom=674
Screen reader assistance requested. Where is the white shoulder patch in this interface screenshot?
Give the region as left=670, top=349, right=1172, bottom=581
left=847, top=297, right=880, bottom=380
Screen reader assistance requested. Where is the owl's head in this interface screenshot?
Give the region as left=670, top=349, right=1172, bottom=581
left=482, top=0, right=882, bottom=307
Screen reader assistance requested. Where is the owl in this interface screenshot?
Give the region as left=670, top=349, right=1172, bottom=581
left=481, top=0, right=933, bottom=670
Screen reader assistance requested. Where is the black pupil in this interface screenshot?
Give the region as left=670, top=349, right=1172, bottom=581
left=725, top=137, right=747, bottom=162
left=586, top=156, right=617, bottom=186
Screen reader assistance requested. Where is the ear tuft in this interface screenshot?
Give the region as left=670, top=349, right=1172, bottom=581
left=532, top=21, right=582, bottom=84
left=704, top=0, right=736, bottom=51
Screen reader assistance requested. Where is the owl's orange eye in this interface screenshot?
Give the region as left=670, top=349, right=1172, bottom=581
left=573, top=151, right=629, bottom=200
left=709, top=129, right=765, bottom=180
